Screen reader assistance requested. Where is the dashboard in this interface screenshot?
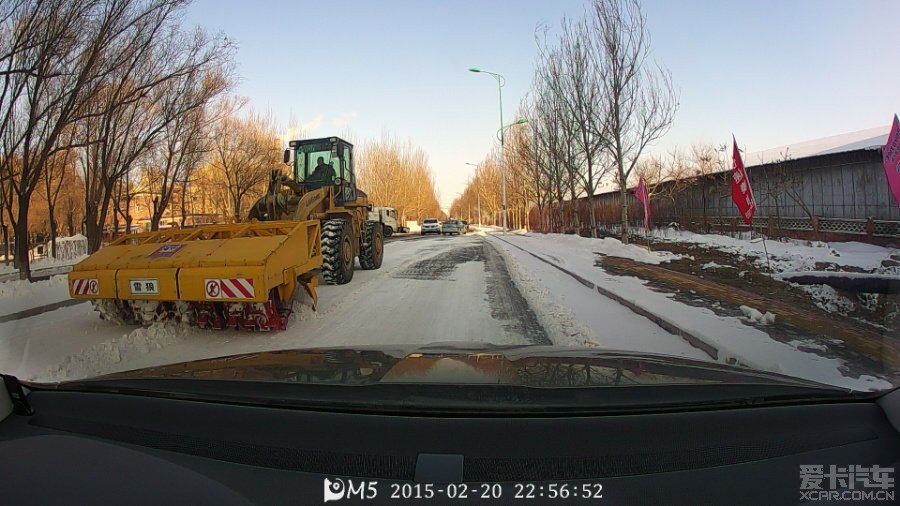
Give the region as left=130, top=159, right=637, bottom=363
left=1, top=384, right=898, bottom=505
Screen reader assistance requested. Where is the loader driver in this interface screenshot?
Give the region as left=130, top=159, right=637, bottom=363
left=307, top=156, right=336, bottom=188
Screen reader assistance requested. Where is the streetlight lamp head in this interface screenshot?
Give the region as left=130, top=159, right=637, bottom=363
left=467, top=67, right=481, bottom=73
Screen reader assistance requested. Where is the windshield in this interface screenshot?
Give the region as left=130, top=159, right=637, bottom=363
left=1, top=0, right=898, bottom=409
left=294, top=141, right=337, bottom=182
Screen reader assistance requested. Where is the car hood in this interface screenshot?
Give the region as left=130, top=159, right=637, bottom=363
left=83, top=342, right=838, bottom=389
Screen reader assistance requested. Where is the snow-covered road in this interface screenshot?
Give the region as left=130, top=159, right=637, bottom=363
left=1, top=231, right=892, bottom=391
left=1, top=235, right=564, bottom=382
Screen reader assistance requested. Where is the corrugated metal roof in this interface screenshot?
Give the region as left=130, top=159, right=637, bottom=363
left=746, top=126, right=889, bottom=166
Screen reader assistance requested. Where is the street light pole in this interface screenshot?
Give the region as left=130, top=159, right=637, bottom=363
left=468, top=67, right=507, bottom=232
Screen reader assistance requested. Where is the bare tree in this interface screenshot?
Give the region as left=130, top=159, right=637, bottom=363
left=529, top=75, right=580, bottom=232
left=38, top=140, right=75, bottom=256
left=537, top=18, right=609, bottom=236
left=357, top=133, right=443, bottom=223
left=145, top=44, right=232, bottom=230
left=589, top=0, right=678, bottom=243
left=79, top=3, right=234, bottom=251
left=0, top=0, right=110, bottom=278
left=211, top=107, right=280, bottom=221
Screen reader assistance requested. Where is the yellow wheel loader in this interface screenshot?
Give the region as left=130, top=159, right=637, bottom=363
left=67, top=137, right=384, bottom=331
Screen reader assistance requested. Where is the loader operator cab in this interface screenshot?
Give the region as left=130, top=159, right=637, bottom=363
left=286, top=137, right=357, bottom=203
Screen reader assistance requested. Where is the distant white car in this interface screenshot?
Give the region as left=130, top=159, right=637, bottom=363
left=421, top=218, right=441, bottom=235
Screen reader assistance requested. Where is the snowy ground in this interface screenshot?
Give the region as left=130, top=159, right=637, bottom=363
left=0, top=230, right=894, bottom=392
left=488, top=235, right=708, bottom=361
left=0, top=255, right=85, bottom=282
left=0, top=275, right=71, bottom=317
left=631, top=228, right=900, bottom=327
left=487, top=232, right=893, bottom=392
left=647, top=228, right=897, bottom=273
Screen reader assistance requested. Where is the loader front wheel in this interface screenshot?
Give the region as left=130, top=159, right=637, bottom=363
left=359, top=220, right=384, bottom=270
left=322, top=219, right=354, bottom=285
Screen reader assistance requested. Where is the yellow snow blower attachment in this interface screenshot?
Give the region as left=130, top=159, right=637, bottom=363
left=69, top=221, right=322, bottom=330
left=69, top=136, right=384, bottom=331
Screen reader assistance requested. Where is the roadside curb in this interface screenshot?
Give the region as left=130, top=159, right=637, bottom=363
left=0, top=298, right=87, bottom=324
left=490, top=234, right=721, bottom=361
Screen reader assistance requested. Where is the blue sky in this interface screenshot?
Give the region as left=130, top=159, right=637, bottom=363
left=186, top=0, right=900, bottom=207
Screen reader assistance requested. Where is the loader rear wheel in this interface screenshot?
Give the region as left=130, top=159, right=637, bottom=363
left=359, top=220, right=384, bottom=270
left=322, top=219, right=354, bottom=285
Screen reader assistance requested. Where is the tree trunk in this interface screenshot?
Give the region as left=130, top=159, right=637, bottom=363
left=536, top=203, right=544, bottom=232
left=569, top=185, right=579, bottom=233
left=48, top=214, right=58, bottom=258
left=66, top=207, right=75, bottom=237
left=180, top=184, right=188, bottom=228
left=150, top=197, right=161, bottom=231
left=588, top=196, right=598, bottom=238
left=1, top=208, right=8, bottom=266
left=15, top=201, right=31, bottom=280
left=112, top=206, right=120, bottom=240
left=84, top=210, right=104, bottom=254
left=619, top=185, right=629, bottom=244
left=2, top=225, right=8, bottom=267
left=232, top=192, right=242, bottom=223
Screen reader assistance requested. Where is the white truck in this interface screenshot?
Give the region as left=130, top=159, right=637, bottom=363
left=367, top=206, right=408, bottom=237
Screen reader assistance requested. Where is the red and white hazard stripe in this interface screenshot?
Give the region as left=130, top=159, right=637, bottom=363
left=204, top=278, right=255, bottom=299
left=72, top=278, right=99, bottom=296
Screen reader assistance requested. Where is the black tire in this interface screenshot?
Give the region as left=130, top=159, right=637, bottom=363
left=383, top=225, right=393, bottom=237
left=322, top=219, right=354, bottom=284
left=359, top=220, right=384, bottom=270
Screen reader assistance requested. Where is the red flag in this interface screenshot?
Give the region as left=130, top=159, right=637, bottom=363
left=731, top=137, right=757, bottom=224
left=883, top=114, right=900, bottom=207
left=635, top=176, right=651, bottom=231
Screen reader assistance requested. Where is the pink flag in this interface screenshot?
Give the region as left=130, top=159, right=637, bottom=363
left=883, top=114, right=900, bottom=207
left=731, top=136, right=757, bottom=224
left=635, top=176, right=651, bottom=231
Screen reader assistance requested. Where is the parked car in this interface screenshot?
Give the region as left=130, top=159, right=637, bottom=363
left=441, top=221, right=461, bottom=236
left=420, top=218, right=441, bottom=235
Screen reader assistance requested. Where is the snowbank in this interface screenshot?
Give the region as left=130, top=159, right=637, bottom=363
left=491, top=232, right=893, bottom=391
left=701, top=261, right=734, bottom=270
left=739, top=305, right=776, bottom=325
left=0, top=275, right=71, bottom=317
left=650, top=228, right=897, bottom=273
left=776, top=271, right=900, bottom=281
left=516, top=232, right=683, bottom=265
left=0, top=253, right=86, bottom=276
left=792, top=284, right=855, bottom=315
left=491, top=236, right=711, bottom=360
